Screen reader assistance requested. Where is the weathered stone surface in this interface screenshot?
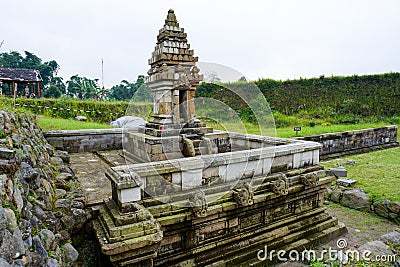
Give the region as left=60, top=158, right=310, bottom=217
left=56, top=172, right=72, bottom=181
left=71, top=208, right=87, bottom=229
left=330, top=167, right=347, bottom=177
left=0, top=257, right=11, bottom=267
left=0, top=230, right=15, bottom=261
left=60, top=215, right=75, bottom=230
left=28, top=250, right=46, bottom=266
left=341, top=189, right=370, bottom=212
left=0, top=206, right=7, bottom=231
left=44, top=144, right=54, bottom=157
left=18, top=162, right=39, bottom=182
left=12, top=259, right=25, bottom=266
left=62, top=243, right=79, bottom=263
left=56, top=150, right=70, bottom=164
left=387, top=202, right=400, bottom=214
left=4, top=208, right=17, bottom=233
left=13, top=227, right=25, bottom=258
left=13, top=188, right=24, bottom=213
left=373, top=202, right=389, bottom=218
left=0, top=148, right=15, bottom=160
left=0, top=174, right=7, bottom=197
left=39, top=229, right=55, bottom=250
left=24, top=236, right=32, bottom=250
left=71, top=200, right=84, bottom=209
left=337, top=178, right=356, bottom=187
left=54, top=199, right=71, bottom=209
left=358, top=240, right=392, bottom=256
left=32, top=235, right=48, bottom=260
left=330, top=188, right=343, bottom=203
left=54, top=231, right=70, bottom=246
left=380, top=231, right=400, bottom=246
left=46, top=258, right=59, bottom=267
left=54, top=178, right=70, bottom=191
left=50, top=157, right=64, bottom=166
left=55, top=189, right=67, bottom=198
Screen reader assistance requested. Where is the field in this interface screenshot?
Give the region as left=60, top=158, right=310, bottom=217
left=203, top=121, right=391, bottom=138
left=322, top=147, right=400, bottom=202
left=37, top=116, right=111, bottom=131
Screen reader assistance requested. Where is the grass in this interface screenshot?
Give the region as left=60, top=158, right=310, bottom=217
left=321, top=147, right=400, bottom=202
left=37, top=116, right=111, bottom=131
left=206, top=121, right=392, bottom=138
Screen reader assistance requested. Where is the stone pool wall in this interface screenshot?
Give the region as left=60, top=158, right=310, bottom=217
left=44, top=126, right=398, bottom=158
left=297, top=125, right=398, bottom=159
left=44, top=129, right=123, bottom=153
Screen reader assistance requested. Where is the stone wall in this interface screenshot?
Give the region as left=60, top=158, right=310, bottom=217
left=44, top=126, right=398, bottom=158
left=44, top=129, right=123, bottom=153
left=298, top=125, right=398, bottom=159
left=0, top=111, right=86, bottom=266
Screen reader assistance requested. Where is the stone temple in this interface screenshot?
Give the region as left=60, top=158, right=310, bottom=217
left=93, top=9, right=347, bottom=266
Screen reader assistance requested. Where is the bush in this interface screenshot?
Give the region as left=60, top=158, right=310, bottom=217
left=1, top=96, right=152, bottom=123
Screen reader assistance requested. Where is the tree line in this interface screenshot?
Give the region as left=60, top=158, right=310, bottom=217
left=0, top=50, right=144, bottom=101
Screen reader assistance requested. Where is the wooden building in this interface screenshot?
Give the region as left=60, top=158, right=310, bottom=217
left=0, top=67, right=42, bottom=97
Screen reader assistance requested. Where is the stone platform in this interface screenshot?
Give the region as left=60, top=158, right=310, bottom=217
left=93, top=134, right=347, bottom=266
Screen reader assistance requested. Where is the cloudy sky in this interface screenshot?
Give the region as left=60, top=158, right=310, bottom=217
left=2, top=0, right=400, bottom=87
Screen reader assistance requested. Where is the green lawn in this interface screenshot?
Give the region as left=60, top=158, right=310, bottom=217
left=321, top=147, right=400, bottom=202
left=206, top=121, right=392, bottom=138
left=37, top=116, right=111, bottom=131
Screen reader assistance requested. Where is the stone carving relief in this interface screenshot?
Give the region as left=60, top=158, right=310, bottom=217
left=188, top=189, right=208, bottom=217
left=272, top=174, right=289, bottom=196
left=233, top=182, right=254, bottom=206
left=175, top=65, right=191, bottom=89
left=300, top=172, right=319, bottom=188
left=146, top=176, right=166, bottom=196
left=191, top=66, right=201, bottom=80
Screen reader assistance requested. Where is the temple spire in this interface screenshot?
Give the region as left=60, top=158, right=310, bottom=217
left=165, top=9, right=179, bottom=27
left=146, top=9, right=203, bottom=125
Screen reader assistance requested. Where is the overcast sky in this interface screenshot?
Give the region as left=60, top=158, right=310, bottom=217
left=2, top=0, right=400, bottom=87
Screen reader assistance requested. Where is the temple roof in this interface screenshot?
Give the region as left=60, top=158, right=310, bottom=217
left=0, top=67, right=42, bottom=82
left=148, top=9, right=198, bottom=70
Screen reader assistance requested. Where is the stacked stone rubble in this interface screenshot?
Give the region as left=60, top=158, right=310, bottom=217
left=0, top=110, right=89, bottom=266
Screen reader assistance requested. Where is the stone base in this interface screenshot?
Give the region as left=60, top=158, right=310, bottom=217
left=123, top=130, right=230, bottom=163
left=139, top=122, right=212, bottom=137
left=94, top=165, right=347, bottom=266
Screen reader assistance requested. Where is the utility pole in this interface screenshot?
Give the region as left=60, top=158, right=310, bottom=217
left=0, top=40, right=4, bottom=49
left=101, top=58, right=104, bottom=89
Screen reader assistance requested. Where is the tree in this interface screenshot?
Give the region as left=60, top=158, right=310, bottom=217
left=66, top=75, right=104, bottom=100
left=43, top=85, right=62, bottom=98
left=109, top=75, right=145, bottom=101
left=238, top=76, right=247, bottom=82
left=49, top=76, right=66, bottom=94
